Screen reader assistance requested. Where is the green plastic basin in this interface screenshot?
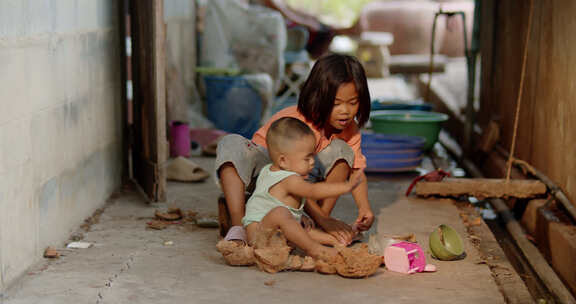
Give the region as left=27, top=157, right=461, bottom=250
left=370, top=110, right=449, bottom=150
left=429, top=224, right=465, bottom=261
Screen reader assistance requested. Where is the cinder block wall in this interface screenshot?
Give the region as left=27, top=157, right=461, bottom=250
left=0, top=1, right=123, bottom=290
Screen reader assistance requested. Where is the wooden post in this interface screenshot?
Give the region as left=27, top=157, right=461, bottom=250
left=129, top=0, right=167, bottom=202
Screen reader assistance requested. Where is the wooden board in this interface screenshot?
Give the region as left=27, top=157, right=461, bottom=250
left=414, top=178, right=547, bottom=199
left=549, top=222, right=576, bottom=296
left=389, top=54, right=446, bottom=74
left=129, top=0, right=167, bottom=202
left=479, top=0, right=576, bottom=209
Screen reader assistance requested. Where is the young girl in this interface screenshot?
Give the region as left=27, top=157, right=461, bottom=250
left=215, top=53, right=373, bottom=245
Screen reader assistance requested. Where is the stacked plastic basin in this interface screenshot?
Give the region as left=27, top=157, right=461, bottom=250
left=363, top=101, right=448, bottom=172
left=362, top=133, right=426, bottom=172
left=370, top=110, right=448, bottom=151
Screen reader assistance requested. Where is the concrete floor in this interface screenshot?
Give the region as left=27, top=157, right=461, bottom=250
left=1, top=155, right=533, bottom=304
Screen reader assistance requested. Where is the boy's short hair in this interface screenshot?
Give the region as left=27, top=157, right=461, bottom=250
left=266, top=117, right=315, bottom=153
left=297, top=53, right=371, bottom=130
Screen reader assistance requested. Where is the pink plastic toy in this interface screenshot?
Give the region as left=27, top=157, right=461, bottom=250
left=384, top=241, right=437, bottom=274
left=170, top=121, right=191, bottom=158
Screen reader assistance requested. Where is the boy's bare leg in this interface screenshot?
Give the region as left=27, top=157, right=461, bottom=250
left=219, top=163, right=246, bottom=227
left=259, top=207, right=338, bottom=260
left=318, top=160, right=350, bottom=215
left=308, top=228, right=339, bottom=247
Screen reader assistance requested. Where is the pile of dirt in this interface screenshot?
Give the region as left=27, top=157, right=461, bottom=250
left=216, top=240, right=255, bottom=266
left=146, top=208, right=198, bottom=230
left=334, top=244, right=383, bottom=278
left=216, top=228, right=383, bottom=278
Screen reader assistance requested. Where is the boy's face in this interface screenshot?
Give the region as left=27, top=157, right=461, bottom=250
left=279, top=134, right=316, bottom=177
left=328, top=82, right=359, bottom=131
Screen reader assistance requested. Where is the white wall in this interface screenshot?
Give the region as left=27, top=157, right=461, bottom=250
left=0, top=0, right=123, bottom=290
left=164, top=0, right=198, bottom=114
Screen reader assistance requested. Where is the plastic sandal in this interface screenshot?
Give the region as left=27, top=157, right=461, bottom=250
left=224, top=226, right=247, bottom=242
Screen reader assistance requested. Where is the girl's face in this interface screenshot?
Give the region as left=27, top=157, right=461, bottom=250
left=328, top=82, right=359, bottom=132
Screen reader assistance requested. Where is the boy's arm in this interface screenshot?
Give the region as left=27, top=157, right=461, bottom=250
left=282, top=171, right=362, bottom=200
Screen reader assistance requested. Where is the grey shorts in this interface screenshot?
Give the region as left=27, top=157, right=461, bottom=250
left=214, top=134, right=355, bottom=192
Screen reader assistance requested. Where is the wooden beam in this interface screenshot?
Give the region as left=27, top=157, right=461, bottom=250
left=414, top=177, right=547, bottom=199
left=129, top=0, right=167, bottom=202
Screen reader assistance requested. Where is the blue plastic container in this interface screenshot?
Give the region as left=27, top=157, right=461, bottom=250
left=203, top=75, right=263, bottom=138
left=362, top=133, right=426, bottom=150
left=371, top=99, right=433, bottom=112
left=361, top=133, right=426, bottom=172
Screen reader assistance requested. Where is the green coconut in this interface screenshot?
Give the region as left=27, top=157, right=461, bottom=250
left=429, top=224, right=465, bottom=261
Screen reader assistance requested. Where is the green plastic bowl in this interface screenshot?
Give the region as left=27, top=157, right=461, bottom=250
left=429, top=224, right=465, bottom=261
left=370, top=110, right=449, bottom=150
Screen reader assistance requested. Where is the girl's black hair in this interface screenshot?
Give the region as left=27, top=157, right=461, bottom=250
left=297, top=53, right=371, bottom=130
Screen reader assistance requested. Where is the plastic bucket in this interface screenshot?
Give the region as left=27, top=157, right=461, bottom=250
left=169, top=121, right=191, bottom=158
left=203, top=75, right=263, bottom=138
left=370, top=110, right=448, bottom=150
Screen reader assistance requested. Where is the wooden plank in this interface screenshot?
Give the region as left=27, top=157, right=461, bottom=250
left=152, top=0, right=167, bottom=201
left=520, top=199, right=547, bottom=236
left=388, top=54, right=446, bottom=74
left=129, top=0, right=167, bottom=202
left=457, top=203, right=534, bottom=304
left=549, top=222, right=576, bottom=296
left=477, top=0, right=495, bottom=128
left=478, top=0, right=576, bottom=209
left=491, top=198, right=576, bottom=304
left=414, top=177, right=547, bottom=199
left=118, top=0, right=130, bottom=183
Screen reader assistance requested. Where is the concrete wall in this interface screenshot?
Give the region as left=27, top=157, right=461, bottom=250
left=164, top=0, right=197, bottom=108
left=0, top=0, right=123, bottom=291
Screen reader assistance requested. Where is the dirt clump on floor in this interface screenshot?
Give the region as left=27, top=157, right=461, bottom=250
left=300, top=256, right=316, bottom=271
left=254, top=247, right=292, bottom=273
left=284, top=255, right=303, bottom=271
left=216, top=240, right=256, bottom=266
left=334, top=244, right=383, bottom=278
left=216, top=228, right=382, bottom=277
left=252, top=228, right=293, bottom=273
left=146, top=208, right=199, bottom=230
left=155, top=208, right=184, bottom=221
left=315, top=259, right=337, bottom=274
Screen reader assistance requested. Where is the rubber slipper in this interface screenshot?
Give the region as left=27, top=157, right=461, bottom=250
left=166, top=156, right=210, bottom=182
left=224, top=226, right=247, bottom=243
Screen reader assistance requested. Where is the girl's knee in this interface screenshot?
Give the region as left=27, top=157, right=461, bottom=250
left=326, top=159, right=351, bottom=180
left=218, top=134, right=247, bottom=147
left=317, top=139, right=354, bottom=173
left=330, top=138, right=352, bottom=152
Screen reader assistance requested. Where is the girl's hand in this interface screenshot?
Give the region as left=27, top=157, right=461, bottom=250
left=354, top=208, right=374, bottom=231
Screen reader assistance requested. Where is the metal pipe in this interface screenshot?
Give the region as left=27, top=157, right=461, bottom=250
left=425, top=9, right=479, bottom=156
left=424, top=11, right=441, bottom=102
left=495, top=145, right=576, bottom=222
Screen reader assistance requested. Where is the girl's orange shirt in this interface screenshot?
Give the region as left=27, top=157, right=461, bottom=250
left=252, top=106, right=366, bottom=169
